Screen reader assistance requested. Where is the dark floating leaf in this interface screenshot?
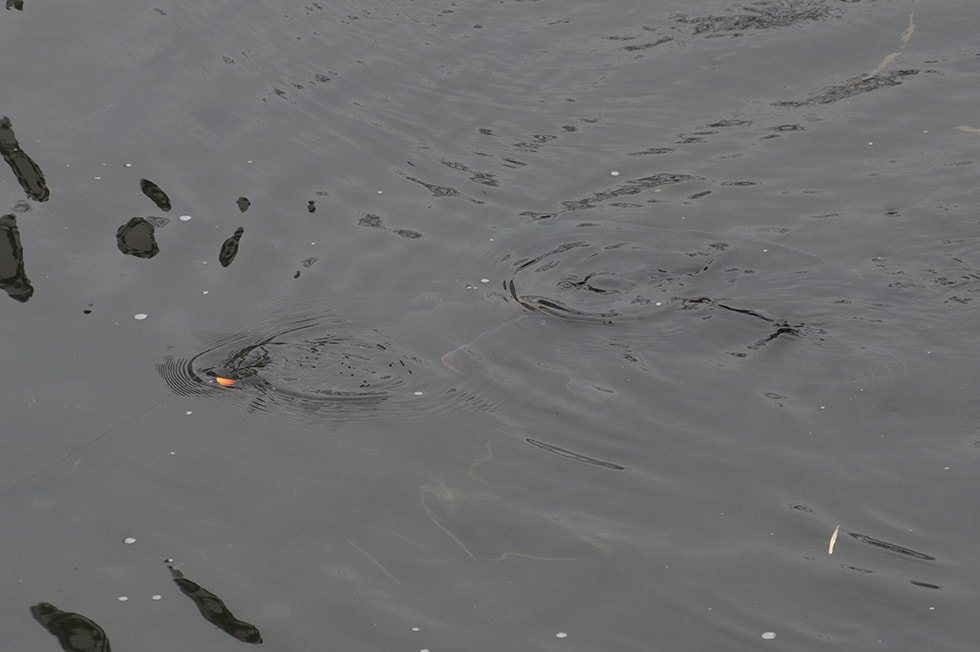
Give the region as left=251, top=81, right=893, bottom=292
left=237, top=196, right=251, bottom=212
left=30, top=602, right=112, bottom=652
left=307, top=200, right=316, bottom=213
left=0, top=213, right=33, bottom=302
left=140, top=178, right=172, bottom=211
left=116, top=217, right=159, bottom=259
left=167, top=563, right=262, bottom=644
left=0, top=116, right=50, bottom=201
left=219, top=226, right=245, bottom=268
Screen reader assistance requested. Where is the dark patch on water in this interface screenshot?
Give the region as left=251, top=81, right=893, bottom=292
left=776, top=69, right=920, bottom=107
left=218, top=226, right=245, bottom=268
left=675, top=1, right=835, bottom=37
left=116, top=217, right=159, bottom=259
left=139, top=178, right=171, bottom=212
left=0, top=116, right=49, bottom=202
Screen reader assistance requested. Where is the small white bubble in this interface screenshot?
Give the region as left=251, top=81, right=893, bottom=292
left=556, top=632, right=568, bottom=638
left=185, top=411, right=193, bottom=415
left=179, top=214, right=192, bottom=221
left=377, top=190, right=383, bottom=194
left=201, top=290, right=209, bottom=295
left=117, top=596, right=129, bottom=602
left=761, top=631, right=776, bottom=640
left=413, top=391, right=423, bottom=396
left=123, top=163, right=132, bottom=168
left=610, top=170, right=619, bottom=176
left=655, top=301, right=663, bottom=307
left=134, top=313, right=148, bottom=320
left=411, top=626, right=420, bottom=632
left=480, top=278, right=489, bottom=284
left=93, top=176, right=102, bottom=180
left=123, top=537, right=136, bottom=545
left=151, top=594, right=162, bottom=601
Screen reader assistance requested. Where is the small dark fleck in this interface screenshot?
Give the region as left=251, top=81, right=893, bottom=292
left=237, top=196, right=250, bottom=212
left=307, top=200, right=316, bottom=213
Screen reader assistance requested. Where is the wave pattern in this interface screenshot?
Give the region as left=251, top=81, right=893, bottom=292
left=158, top=312, right=436, bottom=422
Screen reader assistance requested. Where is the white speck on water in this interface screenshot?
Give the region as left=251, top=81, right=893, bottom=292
left=655, top=301, right=663, bottom=307
left=134, top=313, right=148, bottom=320
left=411, top=627, right=420, bottom=632
left=378, top=190, right=383, bottom=194
left=94, top=176, right=102, bottom=180
left=762, top=631, right=776, bottom=640
left=413, top=391, right=423, bottom=396
left=123, top=163, right=132, bottom=168
left=117, top=596, right=129, bottom=602
left=556, top=632, right=568, bottom=638
left=481, top=278, right=489, bottom=284
left=185, top=411, right=193, bottom=415
left=610, top=170, right=619, bottom=176
left=123, top=537, right=136, bottom=545
left=201, top=290, right=209, bottom=295
left=179, top=214, right=192, bottom=221
left=151, top=594, right=162, bottom=601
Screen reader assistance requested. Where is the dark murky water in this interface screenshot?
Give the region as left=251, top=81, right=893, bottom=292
left=2, top=1, right=980, bottom=651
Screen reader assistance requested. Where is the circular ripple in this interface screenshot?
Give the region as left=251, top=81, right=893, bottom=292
left=459, top=218, right=940, bottom=395
left=158, top=311, right=438, bottom=422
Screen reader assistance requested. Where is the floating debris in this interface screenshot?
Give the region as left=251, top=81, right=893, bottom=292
left=236, top=196, right=250, bottom=212
left=140, top=178, right=172, bottom=211
left=30, top=602, right=112, bottom=652
left=0, top=116, right=49, bottom=201
left=116, top=217, right=159, bottom=258
left=829, top=524, right=840, bottom=555
left=219, top=227, right=245, bottom=267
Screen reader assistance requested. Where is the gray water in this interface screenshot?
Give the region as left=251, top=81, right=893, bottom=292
left=2, top=1, right=979, bottom=650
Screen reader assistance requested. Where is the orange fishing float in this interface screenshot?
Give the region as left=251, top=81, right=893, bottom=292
left=214, top=376, right=236, bottom=387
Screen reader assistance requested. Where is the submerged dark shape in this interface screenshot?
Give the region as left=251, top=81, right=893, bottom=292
left=167, top=563, right=263, bottom=644
left=236, top=196, right=250, bottom=212
left=139, top=178, right=171, bottom=211
left=219, top=226, right=245, bottom=267
left=0, top=116, right=49, bottom=201
left=0, top=213, right=33, bottom=301
left=775, top=69, right=919, bottom=107
left=116, top=217, right=159, bottom=258
left=6, top=0, right=25, bottom=10
left=30, top=602, right=112, bottom=652
left=675, top=1, right=832, bottom=36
